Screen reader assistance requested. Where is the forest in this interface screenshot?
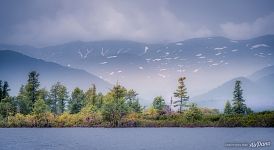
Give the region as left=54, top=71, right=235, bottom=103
left=0, top=71, right=273, bottom=127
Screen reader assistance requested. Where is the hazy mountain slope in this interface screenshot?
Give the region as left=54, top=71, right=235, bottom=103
left=0, top=50, right=111, bottom=95
left=1, top=35, right=273, bottom=105
left=193, top=66, right=274, bottom=111
left=249, top=66, right=274, bottom=80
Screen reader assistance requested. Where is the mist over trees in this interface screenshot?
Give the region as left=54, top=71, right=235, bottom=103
left=0, top=71, right=273, bottom=127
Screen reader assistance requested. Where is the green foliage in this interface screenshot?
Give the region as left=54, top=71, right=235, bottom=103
left=33, top=98, right=49, bottom=115
left=143, top=107, right=158, bottom=119
left=2, top=106, right=274, bottom=128
left=0, top=81, right=15, bottom=118
left=126, top=89, right=142, bottom=113
left=199, top=107, right=219, bottom=115
left=25, top=71, right=40, bottom=106
left=32, top=98, right=52, bottom=127
left=224, top=100, right=233, bottom=115
left=0, top=97, right=16, bottom=118
left=0, top=80, right=2, bottom=102
left=38, top=88, right=49, bottom=102
left=0, top=80, right=10, bottom=102
left=185, top=103, right=203, bottom=122
left=174, top=77, right=189, bottom=112
left=103, top=99, right=129, bottom=127
left=246, top=107, right=253, bottom=114
left=49, top=82, right=68, bottom=114
left=69, top=87, right=85, bottom=114
left=152, top=96, right=165, bottom=111
left=0, top=71, right=273, bottom=128
left=232, top=80, right=246, bottom=114
left=84, top=84, right=97, bottom=106
left=102, top=84, right=129, bottom=127
left=17, top=85, right=32, bottom=114
left=15, top=71, right=41, bottom=115
left=96, top=92, right=104, bottom=108
left=109, top=83, right=127, bottom=100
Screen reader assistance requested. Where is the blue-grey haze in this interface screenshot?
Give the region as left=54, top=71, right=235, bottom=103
left=0, top=0, right=274, bottom=46
left=1, top=35, right=273, bottom=110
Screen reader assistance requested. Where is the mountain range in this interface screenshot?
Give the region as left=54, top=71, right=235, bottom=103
left=0, top=50, right=111, bottom=95
left=0, top=35, right=273, bottom=110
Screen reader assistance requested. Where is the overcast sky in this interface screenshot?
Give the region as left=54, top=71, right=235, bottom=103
left=0, top=0, right=274, bottom=46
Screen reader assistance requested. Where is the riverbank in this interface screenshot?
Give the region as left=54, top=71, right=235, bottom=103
left=1, top=111, right=273, bottom=128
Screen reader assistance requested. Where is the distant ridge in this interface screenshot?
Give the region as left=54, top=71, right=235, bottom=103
left=0, top=50, right=111, bottom=95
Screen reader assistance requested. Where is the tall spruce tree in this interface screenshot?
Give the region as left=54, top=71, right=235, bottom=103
left=2, top=81, right=10, bottom=99
left=25, top=71, right=40, bottom=106
left=174, top=77, right=189, bottom=113
left=0, top=80, right=10, bottom=101
left=232, top=80, right=246, bottom=114
left=0, top=80, right=3, bottom=101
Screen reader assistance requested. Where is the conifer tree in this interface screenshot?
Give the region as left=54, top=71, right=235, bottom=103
left=0, top=97, right=16, bottom=118
left=0, top=80, right=3, bottom=101
left=50, top=82, right=68, bottom=114
left=0, top=81, right=15, bottom=118
left=96, top=92, right=104, bottom=108
left=126, top=89, right=141, bottom=113
left=174, top=77, right=189, bottom=113
left=17, top=85, right=32, bottom=114
left=32, top=98, right=50, bottom=127
left=102, top=83, right=128, bottom=127
left=224, top=100, right=232, bottom=115
left=152, top=96, right=165, bottom=111
left=49, top=84, right=58, bottom=114
left=56, top=84, right=68, bottom=114
left=2, top=81, right=10, bottom=99
left=232, top=80, right=246, bottom=114
left=33, top=98, right=49, bottom=115
left=111, top=83, right=127, bottom=101
left=25, top=71, right=40, bottom=106
left=0, top=80, right=10, bottom=101
left=69, top=87, right=85, bottom=114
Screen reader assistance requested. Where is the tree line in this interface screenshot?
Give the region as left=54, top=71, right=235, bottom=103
left=224, top=80, right=253, bottom=115
left=0, top=71, right=273, bottom=127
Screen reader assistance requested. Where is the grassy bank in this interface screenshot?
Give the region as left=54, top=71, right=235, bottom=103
left=1, top=110, right=274, bottom=128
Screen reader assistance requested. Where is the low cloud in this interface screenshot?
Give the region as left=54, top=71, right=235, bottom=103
left=9, top=0, right=212, bottom=46
left=4, top=0, right=274, bottom=46
left=220, top=12, right=274, bottom=40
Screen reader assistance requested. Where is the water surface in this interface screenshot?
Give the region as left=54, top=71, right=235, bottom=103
left=0, top=128, right=273, bottom=150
